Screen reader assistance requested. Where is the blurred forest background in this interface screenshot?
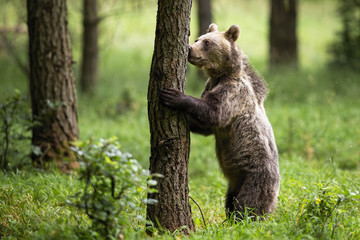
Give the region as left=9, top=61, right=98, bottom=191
left=1, top=0, right=359, bottom=168
left=0, top=0, right=359, bottom=239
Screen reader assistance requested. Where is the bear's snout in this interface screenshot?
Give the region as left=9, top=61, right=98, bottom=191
left=188, top=45, right=193, bottom=57
left=188, top=45, right=194, bottom=60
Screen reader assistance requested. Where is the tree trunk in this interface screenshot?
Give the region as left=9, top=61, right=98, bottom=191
left=197, top=0, right=212, bottom=36
left=146, top=0, right=194, bottom=235
left=27, top=0, right=79, bottom=167
left=80, top=0, right=99, bottom=94
left=196, top=0, right=212, bottom=80
left=269, top=0, right=298, bottom=67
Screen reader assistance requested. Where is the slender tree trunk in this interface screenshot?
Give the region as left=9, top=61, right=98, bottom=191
left=269, top=0, right=298, bottom=67
left=27, top=0, right=78, bottom=167
left=197, top=0, right=212, bottom=36
left=80, top=0, right=99, bottom=94
left=196, top=0, right=212, bottom=80
left=147, top=0, right=194, bottom=234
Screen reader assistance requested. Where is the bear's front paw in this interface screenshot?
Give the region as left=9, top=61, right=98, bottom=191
left=158, top=88, right=185, bottom=109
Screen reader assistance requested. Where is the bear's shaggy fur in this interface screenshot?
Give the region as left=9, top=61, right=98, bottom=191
left=159, top=24, right=280, bottom=219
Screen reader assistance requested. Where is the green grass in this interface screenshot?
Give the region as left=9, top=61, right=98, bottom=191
left=1, top=160, right=359, bottom=239
left=1, top=0, right=360, bottom=239
left=0, top=171, right=89, bottom=239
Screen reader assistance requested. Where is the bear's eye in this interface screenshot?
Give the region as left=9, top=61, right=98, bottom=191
left=203, top=40, right=209, bottom=46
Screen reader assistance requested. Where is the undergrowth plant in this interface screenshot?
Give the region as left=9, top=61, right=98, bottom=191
left=68, top=137, right=159, bottom=239
left=0, top=90, right=34, bottom=171
left=294, top=181, right=359, bottom=239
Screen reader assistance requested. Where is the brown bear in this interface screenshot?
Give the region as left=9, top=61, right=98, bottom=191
left=159, top=23, right=280, bottom=220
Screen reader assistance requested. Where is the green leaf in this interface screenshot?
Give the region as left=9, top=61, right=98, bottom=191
left=31, top=145, right=42, bottom=156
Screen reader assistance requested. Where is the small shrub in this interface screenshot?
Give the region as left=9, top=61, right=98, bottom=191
left=295, top=182, right=359, bottom=239
left=68, top=137, right=158, bottom=239
left=0, top=90, right=34, bottom=171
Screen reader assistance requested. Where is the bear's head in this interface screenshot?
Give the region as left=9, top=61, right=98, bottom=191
left=188, top=23, right=241, bottom=76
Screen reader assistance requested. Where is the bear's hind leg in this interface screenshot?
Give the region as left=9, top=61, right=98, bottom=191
left=225, top=188, right=236, bottom=218
left=226, top=189, right=248, bottom=221
left=232, top=173, right=279, bottom=220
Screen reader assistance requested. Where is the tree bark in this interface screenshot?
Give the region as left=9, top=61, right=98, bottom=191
left=80, top=0, right=99, bottom=94
left=269, top=0, right=298, bottom=67
left=146, top=0, right=194, bottom=234
left=27, top=0, right=78, bottom=167
left=197, top=0, right=212, bottom=36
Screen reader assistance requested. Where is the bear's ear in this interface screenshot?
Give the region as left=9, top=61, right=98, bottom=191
left=207, top=23, right=218, bottom=33
left=225, top=25, right=240, bottom=42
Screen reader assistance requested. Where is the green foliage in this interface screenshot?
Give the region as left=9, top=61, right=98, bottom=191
left=329, top=0, right=360, bottom=70
left=295, top=182, right=354, bottom=238
left=0, top=90, right=33, bottom=171
left=68, top=137, right=157, bottom=239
